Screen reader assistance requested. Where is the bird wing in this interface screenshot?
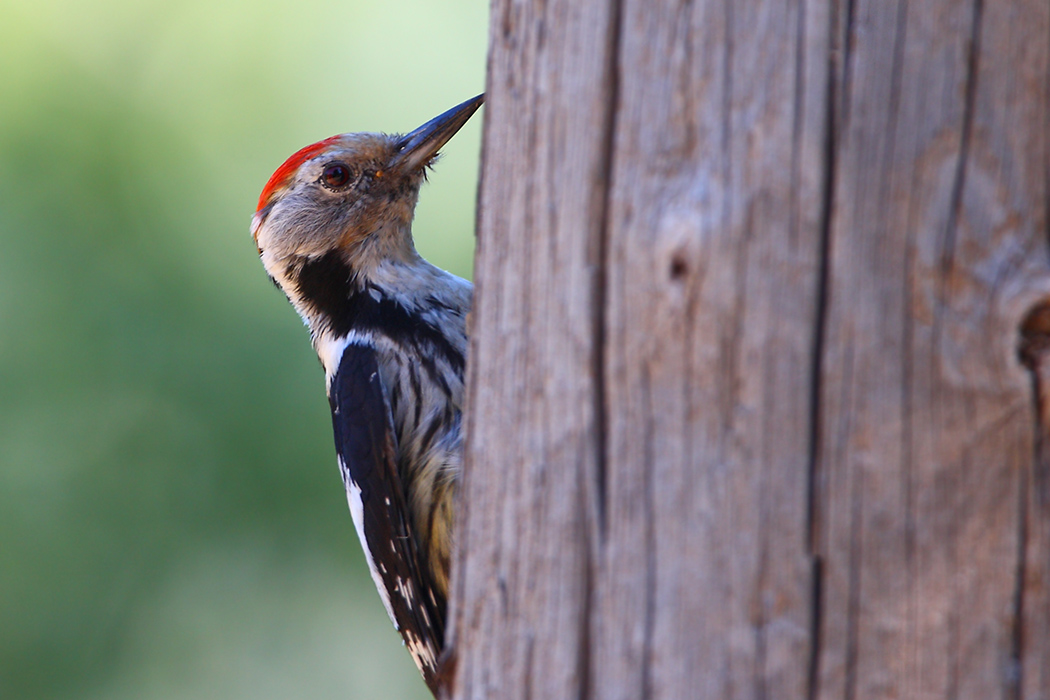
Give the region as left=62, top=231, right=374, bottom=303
left=327, top=340, right=446, bottom=692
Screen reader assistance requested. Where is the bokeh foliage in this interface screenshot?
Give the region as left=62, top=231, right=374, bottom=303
left=0, top=1, right=485, bottom=698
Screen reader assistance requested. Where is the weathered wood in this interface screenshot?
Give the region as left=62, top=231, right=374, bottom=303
left=446, top=1, right=615, bottom=698
left=815, top=1, right=1049, bottom=697
left=594, top=0, right=828, bottom=697
left=451, top=0, right=1050, bottom=698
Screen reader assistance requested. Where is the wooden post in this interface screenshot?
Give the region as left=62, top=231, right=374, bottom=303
left=450, top=1, right=1050, bottom=698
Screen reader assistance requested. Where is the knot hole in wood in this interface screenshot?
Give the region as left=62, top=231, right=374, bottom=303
left=669, top=254, right=689, bottom=281
left=1018, top=302, right=1050, bottom=370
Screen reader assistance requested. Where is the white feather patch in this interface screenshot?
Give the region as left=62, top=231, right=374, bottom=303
left=317, top=330, right=374, bottom=385
left=342, top=465, right=398, bottom=629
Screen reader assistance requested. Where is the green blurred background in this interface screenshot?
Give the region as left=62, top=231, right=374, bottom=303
left=0, top=1, right=486, bottom=698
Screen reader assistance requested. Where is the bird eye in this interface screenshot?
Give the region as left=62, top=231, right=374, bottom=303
left=321, top=162, right=352, bottom=189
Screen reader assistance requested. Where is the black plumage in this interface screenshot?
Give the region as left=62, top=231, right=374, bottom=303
left=328, top=342, right=446, bottom=688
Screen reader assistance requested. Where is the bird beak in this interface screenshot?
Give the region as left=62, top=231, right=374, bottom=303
left=390, top=94, right=485, bottom=175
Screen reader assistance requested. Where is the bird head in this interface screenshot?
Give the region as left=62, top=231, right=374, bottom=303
left=252, top=94, right=484, bottom=298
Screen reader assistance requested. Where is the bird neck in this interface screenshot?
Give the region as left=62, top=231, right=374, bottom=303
left=288, top=246, right=422, bottom=324
left=282, top=246, right=460, bottom=378
left=264, top=213, right=419, bottom=327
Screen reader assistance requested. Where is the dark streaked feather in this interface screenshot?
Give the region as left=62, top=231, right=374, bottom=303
left=296, top=251, right=464, bottom=375
left=328, top=342, right=446, bottom=693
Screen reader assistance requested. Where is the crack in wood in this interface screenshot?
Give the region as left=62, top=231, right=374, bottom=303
left=805, top=2, right=858, bottom=698
left=808, top=556, right=825, bottom=700
left=837, top=0, right=857, bottom=142
left=591, top=0, right=623, bottom=547
left=789, top=0, right=807, bottom=253
left=640, top=363, right=657, bottom=700
left=578, top=0, right=624, bottom=697
left=721, top=0, right=734, bottom=237
left=942, top=0, right=983, bottom=284
left=841, top=343, right=861, bottom=700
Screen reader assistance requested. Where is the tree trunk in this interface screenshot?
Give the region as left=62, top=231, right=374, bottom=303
left=450, top=1, right=1050, bottom=698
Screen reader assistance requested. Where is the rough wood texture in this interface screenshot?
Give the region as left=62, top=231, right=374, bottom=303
left=450, top=1, right=1050, bottom=698
left=815, top=2, right=1049, bottom=698
left=446, top=1, right=615, bottom=697
left=594, top=1, right=828, bottom=698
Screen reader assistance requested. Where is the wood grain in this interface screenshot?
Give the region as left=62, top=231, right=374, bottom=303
left=451, top=1, right=1050, bottom=698
left=595, top=1, right=827, bottom=698
left=447, top=0, right=616, bottom=698
left=815, top=1, right=1049, bottom=697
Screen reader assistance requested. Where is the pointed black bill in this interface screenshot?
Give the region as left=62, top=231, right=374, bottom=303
left=390, top=94, right=484, bottom=174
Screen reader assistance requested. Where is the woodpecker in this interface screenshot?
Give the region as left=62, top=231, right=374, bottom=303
left=251, top=94, right=483, bottom=694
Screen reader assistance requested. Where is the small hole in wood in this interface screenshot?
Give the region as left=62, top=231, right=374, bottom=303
left=669, top=256, right=688, bottom=280
left=1018, top=302, right=1050, bottom=368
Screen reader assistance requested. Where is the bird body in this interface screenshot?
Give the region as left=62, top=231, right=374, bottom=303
left=251, top=95, right=483, bottom=693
